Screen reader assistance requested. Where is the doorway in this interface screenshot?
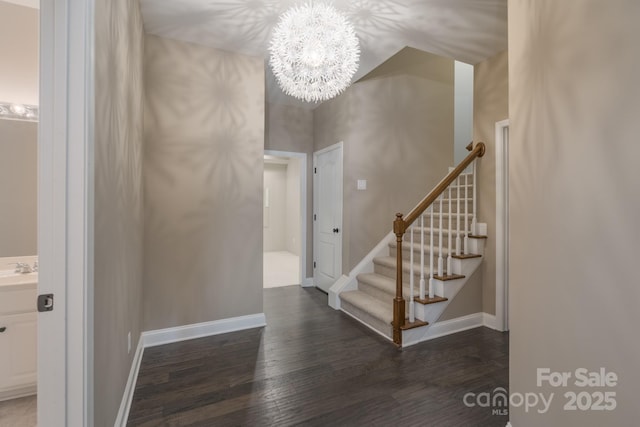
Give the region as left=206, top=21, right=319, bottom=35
left=313, top=142, right=343, bottom=293
left=263, top=151, right=307, bottom=288
left=496, top=119, right=510, bottom=331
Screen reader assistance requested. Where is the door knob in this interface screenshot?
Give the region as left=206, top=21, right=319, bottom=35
left=333, top=228, right=339, bottom=233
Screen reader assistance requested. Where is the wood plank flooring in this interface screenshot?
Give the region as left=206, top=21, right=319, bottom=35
left=127, top=286, right=508, bottom=426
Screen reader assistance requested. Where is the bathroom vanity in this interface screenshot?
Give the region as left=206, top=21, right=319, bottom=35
left=0, top=256, right=37, bottom=401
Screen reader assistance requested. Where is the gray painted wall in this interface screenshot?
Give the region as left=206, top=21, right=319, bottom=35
left=439, top=268, right=483, bottom=321
left=0, top=120, right=37, bottom=257
left=314, top=61, right=454, bottom=273
left=263, top=158, right=302, bottom=255
left=509, top=1, right=640, bottom=424
left=0, top=1, right=38, bottom=105
left=265, top=103, right=314, bottom=277
left=93, top=0, right=145, bottom=424
left=474, top=50, right=509, bottom=316
left=263, top=163, right=287, bottom=251
left=285, top=157, right=302, bottom=256
left=143, top=34, right=265, bottom=331
left=454, top=61, right=474, bottom=164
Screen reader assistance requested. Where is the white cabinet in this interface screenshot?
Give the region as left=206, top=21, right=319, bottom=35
left=0, top=285, right=37, bottom=401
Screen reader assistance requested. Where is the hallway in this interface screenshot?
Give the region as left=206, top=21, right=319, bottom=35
left=127, top=286, right=508, bottom=426
left=263, top=251, right=300, bottom=288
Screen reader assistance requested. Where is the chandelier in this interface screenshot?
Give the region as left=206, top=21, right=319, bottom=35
left=269, top=2, right=360, bottom=103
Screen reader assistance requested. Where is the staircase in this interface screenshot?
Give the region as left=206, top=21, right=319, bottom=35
left=329, top=143, right=487, bottom=347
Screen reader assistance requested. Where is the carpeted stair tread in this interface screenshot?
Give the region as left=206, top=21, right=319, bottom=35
left=389, top=240, right=455, bottom=257
left=373, top=256, right=434, bottom=275
left=357, top=272, right=415, bottom=298
left=420, top=212, right=473, bottom=219
left=340, top=290, right=393, bottom=324
left=408, top=227, right=475, bottom=236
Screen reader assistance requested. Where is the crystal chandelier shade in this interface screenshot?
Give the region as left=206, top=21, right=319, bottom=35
left=269, top=3, right=360, bottom=103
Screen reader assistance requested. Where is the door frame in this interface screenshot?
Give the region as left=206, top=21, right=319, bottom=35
left=39, top=0, right=94, bottom=424
left=312, top=141, right=343, bottom=290
left=263, top=150, right=308, bottom=286
left=495, top=119, right=510, bottom=332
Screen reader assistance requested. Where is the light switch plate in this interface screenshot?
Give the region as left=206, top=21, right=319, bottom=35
left=357, top=179, right=367, bottom=190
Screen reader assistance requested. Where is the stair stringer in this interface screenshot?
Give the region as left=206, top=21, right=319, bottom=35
left=328, top=231, right=395, bottom=310
left=404, top=256, right=483, bottom=347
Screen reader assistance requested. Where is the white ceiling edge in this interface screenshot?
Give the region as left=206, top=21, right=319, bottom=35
left=1, top=0, right=39, bottom=9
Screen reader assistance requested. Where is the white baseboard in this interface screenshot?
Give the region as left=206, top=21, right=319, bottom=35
left=340, top=307, right=393, bottom=342
left=114, top=335, right=145, bottom=427
left=117, top=313, right=267, bottom=425
left=428, top=312, right=484, bottom=338
left=403, top=312, right=499, bottom=347
left=0, top=384, right=36, bottom=402
left=482, top=312, right=500, bottom=331
left=301, top=277, right=314, bottom=287
left=142, top=313, right=266, bottom=348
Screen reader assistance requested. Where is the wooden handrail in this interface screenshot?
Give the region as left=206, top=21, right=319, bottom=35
left=403, top=142, right=485, bottom=228
left=391, top=142, right=486, bottom=347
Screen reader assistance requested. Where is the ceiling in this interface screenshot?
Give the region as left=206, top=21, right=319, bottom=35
left=140, top=0, right=508, bottom=108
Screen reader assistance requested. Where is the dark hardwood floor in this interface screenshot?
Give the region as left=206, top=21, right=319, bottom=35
left=127, top=286, right=508, bottom=426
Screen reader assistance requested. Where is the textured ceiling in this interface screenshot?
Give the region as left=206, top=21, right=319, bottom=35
left=140, top=0, right=507, bottom=108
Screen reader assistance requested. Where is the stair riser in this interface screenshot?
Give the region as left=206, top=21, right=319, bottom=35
left=374, top=262, right=427, bottom=284
left=424, top=201, right=473, bottom=214
left=405, top=232, right=471, bottom=247
left=408, top=227, right=469, bottom=236
left=341, top=300, right=393, bottom=338
left=442, top=189, right=473, bottom=199
left=356, top=280, right=417, bottom=312
left=390, top=246, right=456, bottom=268
left=389, top=241, right=456, bottom=257
left=415, top=217, right=473, bottom=230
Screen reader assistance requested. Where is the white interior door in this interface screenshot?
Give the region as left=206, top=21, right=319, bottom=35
left=313, top=143, right=343, bottom=293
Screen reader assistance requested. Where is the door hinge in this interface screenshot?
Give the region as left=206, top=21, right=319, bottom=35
left=314, top=214, right=317, bottom=221
left=313, top=261, right=316, bottom=269
left=37, top=294, right=54, bottom=312
left=314, top=167, right=317, bottom=174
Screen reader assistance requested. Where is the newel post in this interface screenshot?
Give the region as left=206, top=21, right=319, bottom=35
left=393, top=213, right=406, bottom=347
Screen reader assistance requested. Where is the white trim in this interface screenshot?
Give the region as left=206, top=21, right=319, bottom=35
left=313, top=141, right=344, bottom=294
left=495, top=119, right=510, bottom=332
left=39, top=0, right=94, bottom=424
left=264, top=150, right=308, bottom=286
left=313, top=141, right=344, bottom=157
left=114, top=337, right=145, bottom=427
left=0, top=385, right=37, bottom=402
left=482, top=312, right=500, bottom=331
left=116, top=314, right=266, bottom=424
left=403, top=313, right=485, bottom=347
left=328, top=231, right=395, bottom=310
left=142, top=314, right=267, bottom=348
left=301, top=277, right=315, bottom=287
left=340, top=307, right=393, bottom=342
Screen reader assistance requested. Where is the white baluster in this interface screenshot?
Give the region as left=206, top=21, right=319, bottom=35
left=419, top=215, right=425, bottom=300
left=464, top=171, right=469, bottom=253
left=471, top=159, right=477, bottom=236
left=447, top=183, right=452, bottom=276
left=429, top=205, right=435, bottom=299
left=456, top=176, right=461, bottom=256
left=438, top=194, right=444, bottom=276
left=409, top=224, right=415, bottom=323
